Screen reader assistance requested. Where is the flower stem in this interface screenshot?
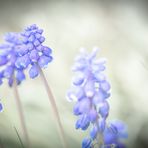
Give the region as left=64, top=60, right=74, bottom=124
left=13, top=78, right=29, bottom=147
left=39, top=68, right=68, bottom=148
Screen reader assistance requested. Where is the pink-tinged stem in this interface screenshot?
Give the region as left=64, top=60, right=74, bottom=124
left=13, top=78, right=29, bottom=147
left=39, top=68, right=68, bottom=148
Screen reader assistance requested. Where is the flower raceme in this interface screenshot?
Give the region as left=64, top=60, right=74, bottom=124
left=67, top=48, right=127, bottom=148
left=0, top=24, right=53, bottom=86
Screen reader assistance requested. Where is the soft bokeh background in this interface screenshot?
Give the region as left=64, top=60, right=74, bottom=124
left=0, top=0, right=148, bottom=147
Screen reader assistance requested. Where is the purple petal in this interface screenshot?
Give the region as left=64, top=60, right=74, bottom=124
left=16, top=70, right=25, bottom=83
left=29, top=65, right=39, bottom=79
left=28, top=35, right=35, bottom=42
left=99, top=101, right=109, bottom=118
left=88, top=109, right=98, bottom=122
left=15, top=54, right=30, bottom=69
left=100, top=81, right=110, bottom=92
left=15, top=45, right=28, bottom=56
left=79, top=98, right=91, bottom=114
left=72, top=73, right=85, bottom=86
left=94, top=72, right=106, bottom=82
left=93, top=91, right=104, bottom=104
left=33, top=39, right=40, bottom=47
left=8, top=77, right=13, bottom=87
left=38, top=55, right=52, bottom=68
left=82, top=137, right=92, bottom=148
left=0, top=56, right=7, bottom=66
left=27, top=43, right=34, bottom=51
left=42, top=46, right=52, bottom=57
left=29, top=50, right=39, bottom=62
left=90, top=125, right=98, bottom=140
left=39, top=36, right=45, bottom=43
left=66, top=87, right=85, bottom=101
left=3, top=66, right=14, bottom=78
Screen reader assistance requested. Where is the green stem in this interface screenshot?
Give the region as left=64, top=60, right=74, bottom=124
left=14, top=126, right=25, bottom=148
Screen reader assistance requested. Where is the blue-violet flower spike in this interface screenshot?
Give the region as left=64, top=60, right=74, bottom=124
left=0, top=33, right=26, bottom=86
left=0, top=24, right=53, bottom=86
left=20, top=24, right=53, bottom=78
left=67, top=48, right=127, bottom=148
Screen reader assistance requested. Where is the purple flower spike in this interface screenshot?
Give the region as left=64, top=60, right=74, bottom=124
left=0, top=24, right=53, bottom=86
left=67, top=48, right=127, bottom=148
left=21, top=24, right=53, bottom=77
left=0, top=33, right=27, bottom=86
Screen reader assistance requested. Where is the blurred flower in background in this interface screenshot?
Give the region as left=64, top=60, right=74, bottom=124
left=67, top=48, right=127, bottom=148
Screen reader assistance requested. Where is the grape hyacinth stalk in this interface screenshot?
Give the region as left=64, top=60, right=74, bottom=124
left=0, top=32, right=31, bottom=146
left=67, top=48, right=127, bottom=148
left=19, top=24, right=67, bottom=148
left=0, top=25, right=67, bottom=148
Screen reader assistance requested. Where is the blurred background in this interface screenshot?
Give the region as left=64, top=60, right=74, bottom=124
left=0, top=0, right=148, bottom=147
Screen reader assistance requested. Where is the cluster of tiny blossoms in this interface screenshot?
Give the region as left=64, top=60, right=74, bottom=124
left=67, top=48, right=127, bottom=148
left=0, top=24, right=52, bottom=86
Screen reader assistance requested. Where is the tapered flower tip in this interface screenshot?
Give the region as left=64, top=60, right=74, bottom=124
left=0, top=102, right=3, bottom=112
left=99, top=101, right=109, bottom=118
left=29, top=64, right=39, bottom=79
left=88, top=109, right=98, bottom=122
left=38, top=55, right=53, bottom=68
left=16, top=70, right=25, bottom=84
left=42, top=46, right=52, bottom=57
left=100, top=81, right=111, bottom=92
left=73, top=98, right=91, bottom=116
left=108, top=120, right=128, bottom=138
left=82, top=137, right=92, bottom=148
left=72, top=73, right=85, bottom=86
left=73, top=102, right=81, bottom=115
left=66, top=87, right=84, bottom=102
left=75, top=115, right=90, bottom=130
left=90, top=125, right=98, bottom=140
left=66, top=90, right=78, bottom=102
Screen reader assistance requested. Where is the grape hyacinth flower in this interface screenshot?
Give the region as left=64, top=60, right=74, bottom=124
left=0, top=24, right=53, bottom=85
left=0, top=32, right=31, bottom=145
left=67, top=48, right=127, bottom=148
left=19, top=25, right=67, bottom=148
left=0, top=24, right=67, bottom=148
left=16, top=24, right=53, bottom=79
left=0, top=32, right=26, bottom=86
